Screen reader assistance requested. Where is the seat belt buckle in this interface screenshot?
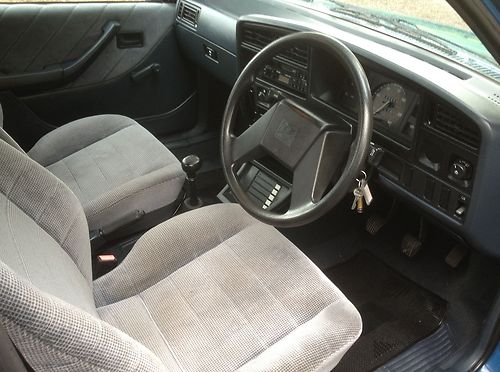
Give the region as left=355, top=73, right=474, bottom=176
left=97, top=254, right=117, bottom=264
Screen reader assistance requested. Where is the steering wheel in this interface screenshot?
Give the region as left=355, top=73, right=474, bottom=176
left=221, top=32, right=373, bottom=227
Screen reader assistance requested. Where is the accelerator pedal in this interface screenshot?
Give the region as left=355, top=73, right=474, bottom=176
left=445, top=245, right=468, bottom=268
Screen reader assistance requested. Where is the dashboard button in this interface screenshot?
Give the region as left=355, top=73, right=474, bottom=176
left=450, top=159, right=472, bottom=181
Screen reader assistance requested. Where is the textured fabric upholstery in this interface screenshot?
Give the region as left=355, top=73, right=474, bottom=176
left=0, top=127, right=23, bottom=152
left=95, top=204, right=363, bottom=372
left=0, top=137, right=361, bottom=371
left=0, top=263, right=165, bottom=372
left=29, top=115, right=185, bottom=230
left=0, top=192, right=96, bottom=315
left=0, top=140, right=165, bottom=371
left=0, top=138, right=92, bottom=283
left=29, top=115, right=134, bottom=166
left=0, top=103, right=24, bottom=152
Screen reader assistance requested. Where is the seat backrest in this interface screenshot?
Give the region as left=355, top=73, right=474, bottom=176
left=0, top=140, right=164, bottom=371
left=0, top=103, right=25, bottom=152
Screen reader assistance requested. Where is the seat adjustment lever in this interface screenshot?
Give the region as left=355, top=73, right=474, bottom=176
left=131, top=63, right=161, bottom=82
left=90, top=209, right=145, bottom=250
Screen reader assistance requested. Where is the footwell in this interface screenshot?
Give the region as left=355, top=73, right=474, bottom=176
left=326, top=251, right=447, bottom=371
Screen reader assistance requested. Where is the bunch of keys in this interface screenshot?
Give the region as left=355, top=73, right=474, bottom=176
left=351, top=171, right=373, bottom=214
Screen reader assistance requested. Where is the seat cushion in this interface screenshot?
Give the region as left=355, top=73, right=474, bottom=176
left=0, top=103, right=24, bottom=152
left=94, top=204, right=362, bottom=372
left=28, top=115, right=185, bottom=230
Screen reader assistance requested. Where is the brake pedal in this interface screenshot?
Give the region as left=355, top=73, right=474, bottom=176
left=401, top=234, right=423, bottom=257
left=365, top=214, right=387, bottom=235
left=401, top=216, right=428, bottom=258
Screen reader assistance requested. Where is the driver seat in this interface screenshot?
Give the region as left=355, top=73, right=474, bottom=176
left=0, top=139, right=362, bottom=371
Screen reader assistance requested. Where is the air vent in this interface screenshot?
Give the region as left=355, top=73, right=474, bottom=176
left=427, top=103, right=481, bottom=151
left=454, top=55, right=500, bottom=82
left=241, top=27, right=309, bottom=67
left=177, top=1, right=200, bottom=29
left=466, top=59, right=500, bottom=82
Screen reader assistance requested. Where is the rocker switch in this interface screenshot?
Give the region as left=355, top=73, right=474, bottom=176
left=455, top=205, right=466, bottom=218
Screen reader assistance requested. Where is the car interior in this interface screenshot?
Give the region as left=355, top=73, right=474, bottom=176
left=0, top=0, right=499, bottom=371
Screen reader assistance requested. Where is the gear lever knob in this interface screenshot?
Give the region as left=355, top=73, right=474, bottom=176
left=181, top=155, right=203, bottom=209
left=182, top=155, right=202, bottom=180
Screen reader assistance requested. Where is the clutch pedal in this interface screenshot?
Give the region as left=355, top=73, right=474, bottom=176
left=366, top=214, right=387, bottom=235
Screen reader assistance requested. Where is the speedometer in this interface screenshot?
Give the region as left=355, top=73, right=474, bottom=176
left=372, top=83, right=407, bottom=127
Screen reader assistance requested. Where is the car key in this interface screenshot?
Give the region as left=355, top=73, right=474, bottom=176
left=351, top=188, right=364, bottom=213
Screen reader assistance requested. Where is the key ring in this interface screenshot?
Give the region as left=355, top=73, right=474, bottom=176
left=356, top=171, right=368, bottom=187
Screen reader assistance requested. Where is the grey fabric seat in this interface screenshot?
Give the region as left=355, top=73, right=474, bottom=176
left=0, top=104, right=184, bottom=231
left=0, top=104, right=24, bottom=153
left=0, top=139, right=362, bottom=372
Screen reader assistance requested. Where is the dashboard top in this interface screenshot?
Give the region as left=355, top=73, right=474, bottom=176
left=175, top=0, right=500, bottom=257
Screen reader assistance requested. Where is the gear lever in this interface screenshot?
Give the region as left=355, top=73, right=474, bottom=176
left=182, top=155, right=203, bottom=210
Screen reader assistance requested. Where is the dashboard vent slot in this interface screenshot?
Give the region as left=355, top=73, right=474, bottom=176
left=428, top=103, right=480, bottom=151
left=241, top=27, right=309, bottom=67
left=177, top=1, right=200, bottom=29
left=454, top=55, right=500, bottom=82
left=282, top=46, right=309, bottom=67
left=466, top=60, right=500, bottom=82
left=242, top=28, right=279, bottom=50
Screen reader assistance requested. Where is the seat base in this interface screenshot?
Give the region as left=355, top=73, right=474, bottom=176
left=28, top=115, right=185, bottom=231
left=95, top=204, right=362, bottom=372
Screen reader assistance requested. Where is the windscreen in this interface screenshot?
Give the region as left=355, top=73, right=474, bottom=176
left=283, top=0, right=500, bottom=80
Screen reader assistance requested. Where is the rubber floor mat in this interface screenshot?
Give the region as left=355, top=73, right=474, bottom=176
left=326, top=251, right=447, bottom=371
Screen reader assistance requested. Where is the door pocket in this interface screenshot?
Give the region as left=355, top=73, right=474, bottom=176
left=117, top=32, right=144, bottom=49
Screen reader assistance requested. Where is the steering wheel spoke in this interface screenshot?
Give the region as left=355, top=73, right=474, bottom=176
left=289, top=130, right=352, bottom=210
left=231, top=103, right=279, bottom=166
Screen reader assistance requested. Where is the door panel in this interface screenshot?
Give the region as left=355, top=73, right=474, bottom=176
left=0, top=3, right=172, bottom=88
left=0, top=2, right=197, bottom=149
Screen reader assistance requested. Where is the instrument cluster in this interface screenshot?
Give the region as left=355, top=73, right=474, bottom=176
left=316, top=68, right=421, bottom=148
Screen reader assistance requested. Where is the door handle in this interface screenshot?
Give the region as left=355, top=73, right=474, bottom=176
left=0, top=21, right=121, bottom=90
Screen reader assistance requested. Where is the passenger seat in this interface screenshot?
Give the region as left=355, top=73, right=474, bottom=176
left=0, top=103, right=185, bottom=232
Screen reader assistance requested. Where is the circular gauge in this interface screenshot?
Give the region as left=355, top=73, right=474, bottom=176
left=372, top=83, right=407, bottom=127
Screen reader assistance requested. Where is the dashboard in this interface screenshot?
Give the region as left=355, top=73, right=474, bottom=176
left=174, top=0, right=500, bottom=257
left=241, top=22, right=479, bottom=221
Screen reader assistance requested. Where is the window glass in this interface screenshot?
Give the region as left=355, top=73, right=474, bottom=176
left=285, top=0, right=500, bottom=79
